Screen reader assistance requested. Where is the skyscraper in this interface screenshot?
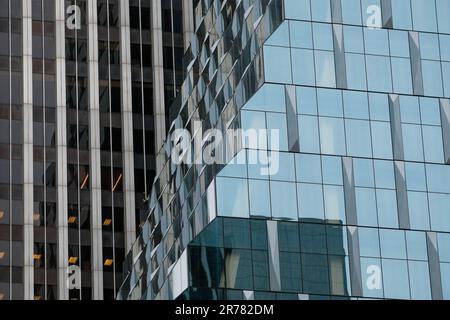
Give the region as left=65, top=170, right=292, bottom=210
left=119, top=0, right=450, bottom=300
left=0, top=0, right=194, bottom=300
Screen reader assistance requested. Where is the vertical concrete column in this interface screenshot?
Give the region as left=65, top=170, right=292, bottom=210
left=151, top=0, right=166, bottom=172
left=119, top=0, right=137, bottom=251
left=267, top=221, right=281, bottom=292
left=285, top=85, right=300, bottom=153
left=381, top=0, right=393, bottom=28
left=55, top=0, right=69, bottom=300
left=389, top=94, right=404, bottom=161
left=342, top=157, right=357, bottom=226
left=409, top=32, right=424, bottom=96
left=426, top=232, right=443, bottom=300
left=394, top=161, right=410, bottom=229
left=330, top=0, right=342, bottom=24
left=22, top=0, right=34, bottom=301
left=440, top=99, right=450, bottom=164
left=182, top=0, right=195, bottom=50
left=333, top=24, right=347, bottom=90
left=87, top=0, right=104, bottom=300
left=347, top=226, right=363, bottom=297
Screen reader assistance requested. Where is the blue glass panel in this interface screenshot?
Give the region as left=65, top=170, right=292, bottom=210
left=296, top=154, right=322, bottom=184
left=407, top=191, right=431, bottom=230
left=264, top=46, right=292, bottom=84
left=406, top=231, right=428, bottom=261
left=382, top=259, right=410, bottom=300
left=298, top=115, right=321, bottom=153
left=322, top=156, right=343, bottom=186
left=343, top=90, right=369, bottom=120
left=356, top=188, right=378, bottom=227
left=284, top=0, right=311, bottom=21
left=319, top=117, right=346, bottom=156
left=270, top=181, right=298, bottom=221
left=408, top=261, right=431, bottom=300
left=377, top=189, right=399, bottom=229
left=297, top=86, right=317, bottom=115
left=292, top=49, right=316, bottom=86
left=429, top=193, right=450, bottom=232
left=317, top=88, right=343, bottom=117
left=290, top=21, right=313, bottom=49
left=249, top=179, right=271, bottom=218
left=298, top=183, right=325, bottom=220
left=216, top=177, right=249, bottom=218
left=380, top=229, right=406, bottom=259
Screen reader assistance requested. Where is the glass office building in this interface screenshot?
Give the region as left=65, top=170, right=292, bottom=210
left=0, top=0, right=193, bottom=300
left=119, top=0, right=450, bottom=300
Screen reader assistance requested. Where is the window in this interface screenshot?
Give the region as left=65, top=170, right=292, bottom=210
left=408, top=191, right=431, bottom=230
left=392, top=0, right=413, bottom=29
left=411, top=0, right=437, bottom=32
left=406, top=231, right=428, bottom=261
left=356, top=188, right=378, bottom=227
left=344, top=91, right=369, bottom=120
left=382, top=259, right=410, bottom=300
left=290, top=21, right=313, bottom=49
left=318, top=89, right=343, bottom=117
left=429, top=193, right=450, bottom=232
left=423, top=126, right=444, bottom=163
left=364, top=29, right=389, bottom=56
left=359, top=228, right=380, bottom=258
left=319, top=117, right=346, bottom=155
left=422, top=60, right=443, bottom=97
left=296, top=154, right=322, bottom=184
left=346, top=53, right=367, bottom=90
left=344, top=26, right=364, bottom=54
left=216, top=177, right=249, bottom=218
left=292, top=49, right=315, bottom=86
left=249, top=180, right=271, bottom=218
left=313, top=23, right=333, bottom=51
left=266, top=21, right=290, bottom=47
left=284, top=0, right=311, bottom=20
left=323, top=185, right=346, bottom=223
left=380, top=229, right=406, bottom=259
left=361, top=257, right=384, bottom=298
left=409, top=261, right=432, bottom=300
left=345, top=119, right=372, bottom=158
left=270, top=181, right=298, bottom=221
left=426, top=164, right=450, bottom=193
left=402, top=124, right=424, bottom=162
left=300, top=223, right=327, bottom=254
left=311, top=0, right=331, bottom=22
left=354, top=159, right=375, bottom=188
left=366, top=55, right=392, bottom=92
left=322, top=156, right=343, bottom=186
left=369, top=93, right=390, bottom=122
left=420, top=97, right=441, bottom=126
left=342, top=0, right=362, bottom=25
left=271, top=152, right=295, bottom=182
left=296, top=86, right=317, bottom=115
left=225, top=249, right=253, bottom=289
left=280, top=252, right=302, bottom=292
left=298, top=183, right=325, bottom=220
left=315, top=51, right=336, bottom=87
left=405, top=162, right=427, bottom=192
left=264, top=46, right=292, bottom=84
left=391, top=58, right=413, bottom=94
left=438, top=233, right=450, bottom=263
left=374, top=160, right=396, bottom=189
left=267, top=113, right=288, bottom=151
left=377, top=189, right=399, bottom=228
left=298, top=115, right=320, bottom=153
left=389, top=30, right=410, bottom=58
